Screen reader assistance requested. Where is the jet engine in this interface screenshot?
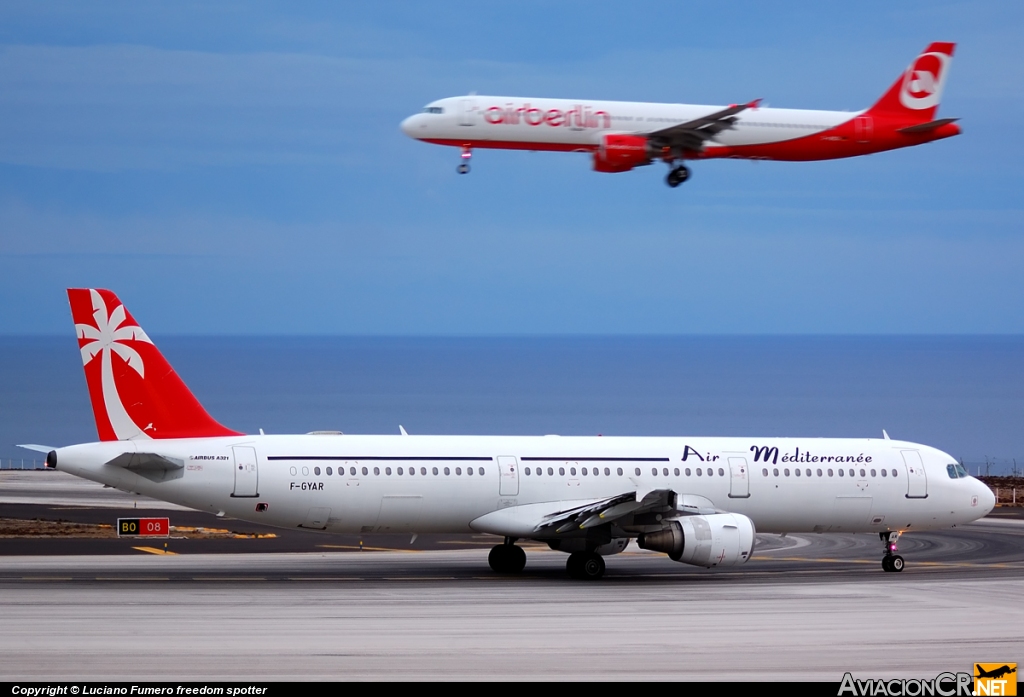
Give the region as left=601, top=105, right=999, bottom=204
left=592, top=134, right=651, bottom=173
left=637, top=513, right=755, bottom=567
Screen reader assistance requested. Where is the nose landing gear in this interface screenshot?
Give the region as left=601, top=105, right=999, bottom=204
left=488, top=537, right=526, bottom=574
left=457, top=146, right=472, bottom=174
left=666, top=164, right=691, bottom=188
left=880, top=531, right=904, bottom=572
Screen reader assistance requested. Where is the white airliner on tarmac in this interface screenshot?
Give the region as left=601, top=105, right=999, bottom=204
left=401, top=42, right=960, bottom=187
left=21, top=289, right=994, bottom=579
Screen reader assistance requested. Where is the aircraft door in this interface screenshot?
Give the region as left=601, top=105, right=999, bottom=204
left=459, top=98, right=477, bottom=126
left=901, top=450, right=928, bottom=498
left=728, top=457, right=750, bottom=498
left=231, top=446, right=259, bottom=497
left=855, top=115, right=873, bottom=143
left=498, top=456, right=520, bottom=496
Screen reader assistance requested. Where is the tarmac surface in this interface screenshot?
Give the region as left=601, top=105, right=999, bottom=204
left=2, top=470, right=1022, bottom=680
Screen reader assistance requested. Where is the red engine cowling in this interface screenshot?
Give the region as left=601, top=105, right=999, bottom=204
left=593, top=134, right=651, bottom=173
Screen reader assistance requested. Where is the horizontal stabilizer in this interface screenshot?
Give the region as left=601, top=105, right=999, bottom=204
left=898, top=117, right=959, bottom=134
left=17, top=444, right=55, bottom=453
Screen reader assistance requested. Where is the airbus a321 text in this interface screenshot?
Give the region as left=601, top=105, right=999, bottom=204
left=21, top=289, right=994, bottom=579
left=401, top=43, right=960, bottom=188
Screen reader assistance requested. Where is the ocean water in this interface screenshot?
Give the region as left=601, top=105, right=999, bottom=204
left=1, top=336, right=1021, bottom=474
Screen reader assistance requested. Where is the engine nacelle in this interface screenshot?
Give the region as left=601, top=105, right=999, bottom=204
left=593, top=134, right=651, bottom=173
left=637, top=513, right=755, bottom=568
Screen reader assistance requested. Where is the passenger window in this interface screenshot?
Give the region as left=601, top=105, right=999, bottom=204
left=350, top=466, right=357, bottom=476
left=374, top=467, right=380, bottom=476
left=827, top=468, right=833, bottom=477
left=525, top=467, right=531, bottom=476
left=444, top=467, right=450, bottom=475
left=385, top=467, right=392, bottom=475
left=773, top=468, right=779, bottom=477
left=421, top=467, right=427, bottom=475
left=302, top=466, right=309, bottom=476
left=606, top=467, right=612, bottom=476
left=467, top=467, right=472, bottom=476
left=892, top=469, right=898, bottom=477
left=881, top=468, right=886, bottom=477
left=805, top=469, right=811, bottom=477
left=859, top=469, right=865, bottom=478
left=635, top=468, right=641, bottom=476
left=663, top=468, right=669, bottom=477
left=431, top=467, right=438, bottom=476
left=455, top=467, right=462, bottom=475
left=870, top=469, right=876, bottom=477
left=816, top=469, right=822, bottom=477
left=559, top=467, right=565, bottom=476
left=410, top=467, right=415, bottom=476
left=616, top=467, right=623, bottom=476
left=784, top=468, right=790, bottom=476
left=582, top=467, right=588, bottom=476
left=570, top=467, right=577, bottom=476
left=696, top=468, right=703, bottom=476
left=762, top=468, right=769, bottom=477
left=363, top=467, right=369, bottom=476
left=326, top=466, right=333, bottom=476
left=478, top=467, right=485, bottom=475
left=848, top=469, right=855, bottom=477
left=838, top=469, right=844, bottom=477
left=651, top=468, right=658, bottom=476
left=397, top=467, right=403, bottom=475
left=719, top=468, right=724, bottom=476
left=795, top=468, right=801, bottom=477
left=314, top=466, right=321, bottom=476
left=290, top=466, right=297, bottom=476
left=549, top=467, right=555, bottom=476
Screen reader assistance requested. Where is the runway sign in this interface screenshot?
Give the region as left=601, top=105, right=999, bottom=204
left=117, top=517, right=170, bottom=537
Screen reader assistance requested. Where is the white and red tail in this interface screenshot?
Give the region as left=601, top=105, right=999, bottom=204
left=866, top=42, right=955, bottom=122
left=68, top=288, right=241, bottom=442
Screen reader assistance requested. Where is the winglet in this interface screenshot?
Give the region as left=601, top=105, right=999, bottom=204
left=747, top=98, right=762, bottom=109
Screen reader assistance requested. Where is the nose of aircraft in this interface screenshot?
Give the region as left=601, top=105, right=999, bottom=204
left=977, top=479, right=996, bottom=516
left=400, top=114, right=421, bottom=137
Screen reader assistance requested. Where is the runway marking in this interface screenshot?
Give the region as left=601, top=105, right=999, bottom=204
left=20, top=576, right=72, bottom=581
left=286, top=577, right=365, bottom=581
left=317, top=544, right=421, bottom=553
left=132, top=546, right=177, bottom=555
left=191, top=577, right=266, bottom=581
left=94, top=577, right=169, bottom=581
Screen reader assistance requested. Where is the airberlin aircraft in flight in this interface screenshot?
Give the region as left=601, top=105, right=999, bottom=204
left=401, top=42, right=960, bottom=187
left=21, top=289, right=993, bottom=579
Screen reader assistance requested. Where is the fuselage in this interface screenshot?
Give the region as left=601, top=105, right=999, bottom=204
left=54, top=433, right=994, bottom=537
left=401, top=95, right=959, bottom=162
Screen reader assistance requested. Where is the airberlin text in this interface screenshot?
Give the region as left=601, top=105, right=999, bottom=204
left=749, top=445, right=872, bottom=466
left=484, top=103, right=611, bottom=129
left=838, top=671, right=972, bottom=696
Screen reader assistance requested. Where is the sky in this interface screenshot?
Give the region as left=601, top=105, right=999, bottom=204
left=1, top=1, right=1022, bottom=335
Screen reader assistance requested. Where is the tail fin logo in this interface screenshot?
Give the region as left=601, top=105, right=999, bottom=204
left=75, top=289, right=154, bottom=441
left=900, top=52, right=950, bottom=110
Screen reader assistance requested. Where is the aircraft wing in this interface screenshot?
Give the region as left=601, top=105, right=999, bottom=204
left=645, top=99, right=761, bottom=153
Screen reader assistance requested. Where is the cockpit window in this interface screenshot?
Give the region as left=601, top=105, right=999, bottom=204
left=947, top=464, right=958, bottom=479
left=423, top=107, right=444, bottom=114
left=955, top=463, right=969, bottom=478
left=947, top=463, right=970, bottom=479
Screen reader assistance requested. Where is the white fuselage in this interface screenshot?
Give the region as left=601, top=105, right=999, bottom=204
left=400, top=95, right=855, bottom=152
left=54, top=433, right=993, bottom=537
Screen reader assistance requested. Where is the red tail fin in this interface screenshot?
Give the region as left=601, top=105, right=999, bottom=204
left=68, top=289, right=242, bottom=441
left=866, top=42, right=955, bottom=122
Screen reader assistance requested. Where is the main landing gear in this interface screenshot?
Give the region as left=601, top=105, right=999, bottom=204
left=666, top=164, right=691, bottom=188
left=880, top=531, right=905, bottom=572
left=566, top=551, right=606, bottom=580
left=457, top=146, right=472, bottom=174
left=488, top=538, right=526, bottom=574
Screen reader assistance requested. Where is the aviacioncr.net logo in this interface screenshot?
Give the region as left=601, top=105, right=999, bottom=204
left=899, top=51, right=950, bottom=110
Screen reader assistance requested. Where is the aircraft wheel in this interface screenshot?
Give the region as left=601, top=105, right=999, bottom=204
left=457, top=163, right=470, bottom=174
left=882, top=557, right=893, bottom=572
left=890, top=555, right=905, bottom=572
left=567, top=551, right=605, bottom=580
left=488, top=544, right=526, bottom=574
left=666, top=165, right=691, bottom=188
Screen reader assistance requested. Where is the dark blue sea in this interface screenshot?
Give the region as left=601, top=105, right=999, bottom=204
left=1, top=336, right=1021, bottom=474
